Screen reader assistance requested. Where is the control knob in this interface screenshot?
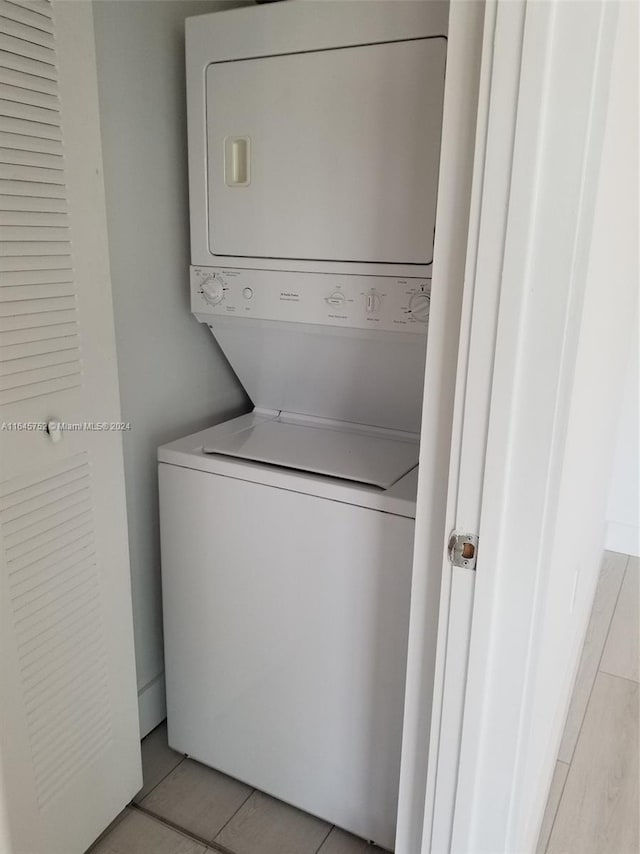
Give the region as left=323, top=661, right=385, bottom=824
left=365, top=292, right=381, bottom=314
left=408, top=291, right=430, bottom=322
left=326, top=291, right=346, bottom=307
left=200, top=275, right=225, bottom=305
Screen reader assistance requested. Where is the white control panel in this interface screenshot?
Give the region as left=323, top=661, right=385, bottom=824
left=191, top=267, right=430, bottom=333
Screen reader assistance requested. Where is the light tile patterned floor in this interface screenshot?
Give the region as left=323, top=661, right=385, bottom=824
left=215, top=791, right=331, bottom=854
left=142, top=759, right=252, bottom=841
left=132, top=720, right=184, bottom=803
left=89, top=551, right=638, bottom=854
left=538, top=552, right=639, bottom=854
left=90, top=809, right=207, bottom=854
left=89, top=725, right=386, bottom=854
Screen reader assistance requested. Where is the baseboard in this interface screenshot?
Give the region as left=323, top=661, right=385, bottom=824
left=138, top=672, right=167, bottom=738
left=605, top=522, right=640, bottom=558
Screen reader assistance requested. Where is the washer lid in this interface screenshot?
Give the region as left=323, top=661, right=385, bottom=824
left=203, top=418, right=418, bottom=489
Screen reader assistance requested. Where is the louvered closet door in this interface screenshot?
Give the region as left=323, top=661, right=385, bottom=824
left=0, top=3, right=141, bottom=853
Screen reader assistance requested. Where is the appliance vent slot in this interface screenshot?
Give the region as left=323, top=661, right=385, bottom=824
left=0, top=0, right=81, bottom=406
left=0, top=452, right=114, bottom=810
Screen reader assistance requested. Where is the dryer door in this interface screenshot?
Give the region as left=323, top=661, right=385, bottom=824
left=205, top=38, right=446, bottom=265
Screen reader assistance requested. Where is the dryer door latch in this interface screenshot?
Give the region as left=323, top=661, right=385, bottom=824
left=447, top=532, right=479, bottom=571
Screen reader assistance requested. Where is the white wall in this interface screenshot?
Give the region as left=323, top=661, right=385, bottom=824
left=606, top=341, right=639, bottom=556
left=93, top=0, right=250, bottom=736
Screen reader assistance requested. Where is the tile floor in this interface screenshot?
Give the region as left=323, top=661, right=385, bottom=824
left=88, top=552, right=638, bottom=854
left=89, top=727, right=386, bottom=854
left=537, top=551, right=639, bottom=854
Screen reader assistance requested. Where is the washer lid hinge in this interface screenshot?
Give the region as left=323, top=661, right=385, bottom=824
left=447, top=532, right=479, bottom=571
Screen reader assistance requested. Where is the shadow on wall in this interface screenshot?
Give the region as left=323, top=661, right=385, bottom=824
left=93, top=0, right=253, bottom=735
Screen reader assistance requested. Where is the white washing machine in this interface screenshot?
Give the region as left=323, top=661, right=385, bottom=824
left=159, top=411, right=418, bottom=849
left=160, top=2, right=448, bottom=849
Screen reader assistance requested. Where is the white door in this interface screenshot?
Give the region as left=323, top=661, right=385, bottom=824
left=206, top=38, right=446, bottom=264
left=397, top=1, right=636, bottom=852
left=0, top=3, right=141, bottom=853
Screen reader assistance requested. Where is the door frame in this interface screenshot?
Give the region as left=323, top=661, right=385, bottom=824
left=395, top=1, right=488, bottom=850
left=398, top=0, right=632, bottom=851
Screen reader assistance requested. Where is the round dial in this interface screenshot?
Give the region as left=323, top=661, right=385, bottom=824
left=408, top=292, right=431, bottom=322
left=200, top=276, right=224, bottom=305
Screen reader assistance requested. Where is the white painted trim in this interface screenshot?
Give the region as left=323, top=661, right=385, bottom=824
left=418, top=1, right=529, bottom=848
left=395, top=3, right=486, bottom=851
left=138, top=673, right=167, bottom=739
left=448, top=1, right=628, bottom=851
left=605, top=336, right=639, bottom=558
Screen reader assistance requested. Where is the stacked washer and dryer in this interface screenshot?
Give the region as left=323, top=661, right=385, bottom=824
left=159, top=2, right=448, bottom=849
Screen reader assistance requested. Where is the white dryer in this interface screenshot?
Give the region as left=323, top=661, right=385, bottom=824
left=160, top=2, right=448, bottom=849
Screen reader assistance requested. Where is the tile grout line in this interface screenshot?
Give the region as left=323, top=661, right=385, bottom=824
left=85, top=808, right=129, bottom=853
left=564, top=556, right=629, bottom=768
left=544, top=554, right=630, bottom=852
left=542, top=760, right=570, bottom=854
left=130, top=801, right=234, bottom=854
left=312, top=823, right=335, bottom=854
left=133, top=745, right=341, bottom=854
left=598, top=669, right=640, bottom=686
left=211, top=787, right=256, bottom=845
left=135, top=752, right=186, bottom=804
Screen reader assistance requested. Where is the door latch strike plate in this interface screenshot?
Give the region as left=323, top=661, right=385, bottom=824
left=448, top=532, right=479, bottom=570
